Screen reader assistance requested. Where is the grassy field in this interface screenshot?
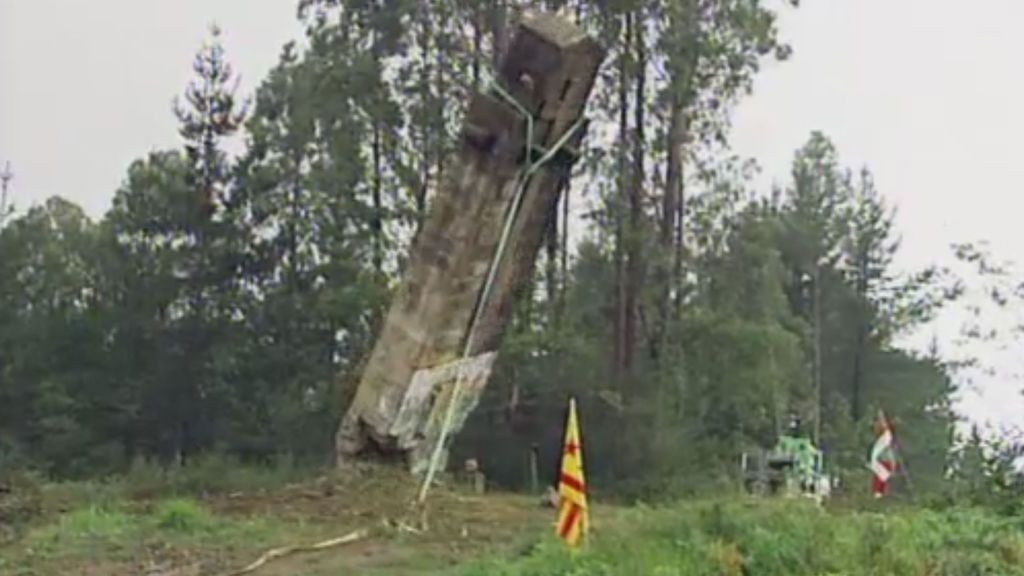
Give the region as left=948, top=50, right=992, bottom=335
left=0, top=461, right=551, bottom=575
left=3, top=463, right=1024, bottom=575
left=461, top=499, right=1024, bottom=575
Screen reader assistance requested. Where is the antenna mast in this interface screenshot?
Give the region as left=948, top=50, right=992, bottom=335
left=0, top=161, right=12, bottom=228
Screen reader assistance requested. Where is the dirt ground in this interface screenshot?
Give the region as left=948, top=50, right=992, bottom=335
left=2, top=466, right=554, bottom=576
left=208, top=469, right=551, bottom=575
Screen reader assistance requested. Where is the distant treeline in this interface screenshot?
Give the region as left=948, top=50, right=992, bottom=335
left=0, top=1, right=999, bottom=500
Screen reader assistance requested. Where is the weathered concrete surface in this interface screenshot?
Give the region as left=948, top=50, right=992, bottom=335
left=335, top=12, right=605, bottom=474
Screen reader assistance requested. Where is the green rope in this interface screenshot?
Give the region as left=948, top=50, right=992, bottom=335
left=416, top=73, right=584, bottom=504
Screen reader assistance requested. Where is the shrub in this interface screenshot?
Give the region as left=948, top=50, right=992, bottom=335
left=0, top=470, right=43, bottom=543
left=154, top=498, right=214, bottom=533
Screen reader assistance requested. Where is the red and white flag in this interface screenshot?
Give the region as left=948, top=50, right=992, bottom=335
left=870, top=410, right=897, bottom=497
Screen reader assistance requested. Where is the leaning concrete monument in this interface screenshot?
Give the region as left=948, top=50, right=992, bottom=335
left=335, top=12, right=605, bottom=476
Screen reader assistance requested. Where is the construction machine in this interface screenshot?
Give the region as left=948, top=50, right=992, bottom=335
left=741, top=416, right=833, bottom=505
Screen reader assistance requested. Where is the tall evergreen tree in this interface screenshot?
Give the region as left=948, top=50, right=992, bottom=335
left=842, top=168, right=898, bottom=421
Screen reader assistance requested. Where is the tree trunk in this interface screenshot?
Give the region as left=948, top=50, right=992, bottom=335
left=472, top=2, right=482, bottom=89
left=613, top=13, right=632, bottom=384
left=673, top=174, right=685, bottom=316
left=559, top=180, right=570, bottom=320
left=415, top=9, right=432, bottom=226
left=813, top=263, right=823, bottom=445
left=335, top=13, right=604, bottom=474
left=851, top=259, right=870, bottom=422
left=624, top=7, right=645, bottom=374
left=545, top=190, right=559, bottom=309
left=434, top=10, right=448, bottom=192
left=287, top=155, right=301, bottom=293
left=653, top=101, right=684, bottom=356
left=851, top=319, right=866, bottom=422
left=672, top=1, right=701, bottom=318
left=489, top=0, right=507, bottom=70
left=372, top=121, right=384, bottom=275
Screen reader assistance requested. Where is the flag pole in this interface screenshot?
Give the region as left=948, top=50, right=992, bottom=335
left=886, top=412, right=915, bottom=495
left=878, top=409, right=915, bottom=495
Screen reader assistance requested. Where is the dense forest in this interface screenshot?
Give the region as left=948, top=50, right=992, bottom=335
left=0, top=0, right=1017, bottom=503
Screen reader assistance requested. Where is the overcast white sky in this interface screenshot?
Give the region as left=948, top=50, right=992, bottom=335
left=728, top=0, right=1024, bottom=431
left=2, top=1, right=1023, bottom=430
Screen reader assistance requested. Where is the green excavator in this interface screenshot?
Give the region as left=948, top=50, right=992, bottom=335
left=741, top=415, right=833, bottom=504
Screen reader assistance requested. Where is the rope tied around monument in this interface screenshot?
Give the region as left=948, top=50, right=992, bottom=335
left=416, top=70, right=585, bottom=505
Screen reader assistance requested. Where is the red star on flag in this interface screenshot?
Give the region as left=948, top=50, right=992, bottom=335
left=556, top=397, right=588, bottom=547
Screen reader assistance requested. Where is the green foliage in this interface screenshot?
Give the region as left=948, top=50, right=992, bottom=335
left=0, top=0, right=972, bottom=515
left=462, top=501, right=1024, bottom=576
left=117, top=454, right=305, bottom=498
left=154, top=498, right=215, bottom=533
left=5, top=496, right=281, bottom=572
left=0, top=471, right=43, bottom=544
left=44, top=505, right=134, bottom=542
left=459, top=127, right=958, bottom=501
left=944, top=426, right=1024, bottom=516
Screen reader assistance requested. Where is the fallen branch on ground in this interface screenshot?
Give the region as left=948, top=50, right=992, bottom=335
left=224, top=528, right=369, bottom=576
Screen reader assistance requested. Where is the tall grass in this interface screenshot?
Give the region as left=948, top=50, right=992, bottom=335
left=3, top=496, right=283, bottom=572
left=32, top=452, right=309, bottom=505
left=0, top=452, right=309, bottom=548
left=118, top=453, right=307, bottom=498
left=154, top=498, right=216, bottom=533
left=464, top=498, right=1024, bottom=576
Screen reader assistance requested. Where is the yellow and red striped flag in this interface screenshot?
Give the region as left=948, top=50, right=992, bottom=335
left=555, top=396, right=588, bottom=547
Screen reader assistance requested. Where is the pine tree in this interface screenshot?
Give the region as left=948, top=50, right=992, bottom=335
left=842, top=168, right=898, bottom=421
left=174, top=24, right=248, bottom=219
left=162, top=24, right=249, bottom=465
